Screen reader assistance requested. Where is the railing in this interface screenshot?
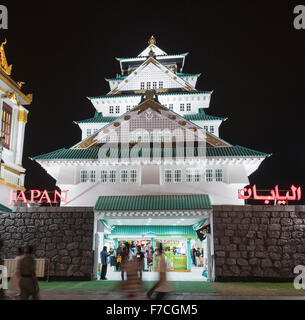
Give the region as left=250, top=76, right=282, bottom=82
left=0, top=166, right=24, bottom=188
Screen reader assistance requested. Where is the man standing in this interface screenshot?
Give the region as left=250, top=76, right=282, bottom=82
left=19, top=246, right=39, bottom=300
left=136, top=246, right=144, bottom=280
left=100, top=246, right=108, bottom=280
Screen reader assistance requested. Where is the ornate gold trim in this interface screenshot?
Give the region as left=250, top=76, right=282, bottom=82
left=0, top=39, right=12, bottom=76
left=18, top=109, right=28, bottom=123
left=0, top=178, right=26, bottom=191
left=1, top=164, right=24, bottom=176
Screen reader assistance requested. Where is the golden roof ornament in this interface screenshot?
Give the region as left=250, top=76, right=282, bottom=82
left=148, top=35, right=156, bottom=46
left=148, top=49, right=155, bottom=58
left=0, top=39, right=13, bottom=76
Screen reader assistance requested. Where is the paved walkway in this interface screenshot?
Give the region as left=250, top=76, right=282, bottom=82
left=4, top=291, right=305, bottom=300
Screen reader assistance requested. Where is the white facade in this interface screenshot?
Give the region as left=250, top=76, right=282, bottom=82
left=34, top=37, right=267, bottom=207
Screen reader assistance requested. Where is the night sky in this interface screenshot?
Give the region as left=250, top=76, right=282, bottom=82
left=1, top=1, right=305, bottom=202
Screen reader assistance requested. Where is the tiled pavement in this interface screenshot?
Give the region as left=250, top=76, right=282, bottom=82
left=4, top=291, right=305, bottom=300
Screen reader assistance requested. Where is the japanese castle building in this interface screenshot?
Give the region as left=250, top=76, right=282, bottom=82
left=0, top=40, right=32, bottom=212
left=33, top=37, right=268, bottom=280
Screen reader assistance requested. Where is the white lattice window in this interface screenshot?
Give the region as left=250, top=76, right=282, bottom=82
left=180, top=104, right=185, bottom=111
left=115, top=106, right=120, bottom=114
left=174, top=169, right=182, bottom=183
left=169, top=104, right=173, bottom=110
left=204, top=126, right=208, bottom=132
left=120, top=170, right=128, bottom=183
left=80, top=170, right=88, bottom=183
left=186, top=169, right=193, bottom=182
left=216, top=169, right=223, bottom=182
left=101, top=170, right=107, bottom=183
left=140, top=82, right=145, bottom=90
left=89, top=170, right=96, bottom=183
left=93, top=129, right=98, bottom=134
left=153, top=82, right=157, bottom=89
left=87, top=129, right=92, bottom=137
left=146, top=82, right=151, bottom=89
left=210, top=126, right=214, bottom=134
left=206, top=169, right=213, bottom=182
left=130, top=169, right=137, bottom=183
left=164, top=169, right=172, bottom=183
left=109, top=170, right=116, bottom=183
left=186, top=103, right=191, bottom=111
left=126, top=106, right=131, bottom=112
left=194, top=169, right=201, bottom=182
left=109, top=106, right=114, bottom=114
left=159, top=81, right=163, bottom=89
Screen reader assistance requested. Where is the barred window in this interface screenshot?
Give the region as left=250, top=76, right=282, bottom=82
left=186, top=169, right=193, bottom=182
left=120, top=170, right=128, bottom=183
left=146, top=82, right=151, bottom=89
left=206, top=169, right=213, bottom=182
left=109, top=106, right=114, bottom=114
left=174, top=169, right=182, bottom=183
left=140, top=82, right=145, bottom=90
left=186, top=103, right=191, bottom=111
left=153, top=82, right=157, bottom=89
left=216, top=169, right=223, bottom=182
left=80, top=170, right=88, bottom=183
left=101, top=170, right=107, bottom=183
left=89, top=170, right=96, bottom=183
left=159, top=81, right=163, bottom=89
left=109, top=170, right=116, bottom=183
left=115, top=106, right=120, bottom=114
left=164, top=169, right=172, bottom=183
left=130, top=169, right=137, bottom=183
left=180, top=104, right=185, bottom=112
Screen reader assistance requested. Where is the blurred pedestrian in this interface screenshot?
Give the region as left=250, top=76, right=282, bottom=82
left=121, top=256, right=142, bottom=300
left=136, top=246, right=144, bottom=280
left=120, top=246, right=129, bottom=280
left=10, top=247, right=24, bottom=296
left=19, top=246, right=39, bottom=300
left=146, top=244, right=169, bottom=300
left=100, top=246, right=108, bottom=280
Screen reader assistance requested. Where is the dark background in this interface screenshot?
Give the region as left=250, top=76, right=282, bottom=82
left=1, top=1, right=305, bottom=202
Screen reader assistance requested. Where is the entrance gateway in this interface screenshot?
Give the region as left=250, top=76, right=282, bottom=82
left=93, top=194, right=215, bottom=281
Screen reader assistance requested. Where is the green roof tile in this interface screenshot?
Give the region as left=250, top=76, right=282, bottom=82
left=94, top=194, right=212, bottom=211
left=33, top=145, right=268, bottom=160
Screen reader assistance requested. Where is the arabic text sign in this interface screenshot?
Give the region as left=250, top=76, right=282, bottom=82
left=238, top=185, right=301, bottom=205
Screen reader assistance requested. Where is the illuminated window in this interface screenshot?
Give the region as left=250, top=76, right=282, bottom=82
left=80, top=170, right=88, bottom=183
left=186, top=169, right=193, bottom=182
left=140, top=82, right=145, bottom=90
left=87, top=129, right=92, bottom=137
left=186, top=103, right=191, bottom=111
left=174, top=169, right=182, bottom=183
left=206, top=169, right=213, bottom=182
left=120, top=170, right=128, bottom=183
left=1, top=102, right=12, bottom=149
left=180, top=104, right=185, bottom=111
left=153, top=82, right=157, bottom=89
left=101, top=170, right=107, bottom=183
left=159, top=81, right=163, bottom=89
left=194, top=169, right=201, bottom=182
left=210, top=126, right=214, bottom=134
left=115, top=106, right=120, bottom=114
left=109, top=106, right=114, bottom=114
left=216, top=169, right=223, bottom=182
left=109, top=170, right=116, bottom=183
left=89, top=170, right=96, bottom=183
left=164, top=169, right=172, bottom=183
left=130, top=169, right=137, bottom=183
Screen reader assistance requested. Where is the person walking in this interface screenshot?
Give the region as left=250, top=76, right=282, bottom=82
left=120, top=246, right=129, bottom=280
left=19, top=246, right=39, bottom=300
left=136, top=246, right=144, bottom=280
left=10, top=247, right=24, bottom=296
left=100, top=246, right=109, bottom=280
